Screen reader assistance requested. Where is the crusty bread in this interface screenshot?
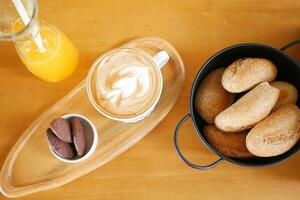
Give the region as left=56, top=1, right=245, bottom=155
left=203, top=125, right=254, bottom=158
left=222, top=58, right=277, bottom=93
left=215, top=82, right=279, bottom=132
left=270, top=81, right=298, bottom=109
left=194, top=68, right=235, bottom=124
left=246, top=104, right=300, bottom=157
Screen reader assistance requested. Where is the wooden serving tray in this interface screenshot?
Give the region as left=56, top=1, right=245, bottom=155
left=0, top=37, right=185, bottom=198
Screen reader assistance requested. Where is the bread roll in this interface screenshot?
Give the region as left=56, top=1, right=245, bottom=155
left=194, top=68, right=235, bottom=123
left=203, top=125, right=254, bottom=158
left=270, top=81, right=298, bottom=109
left=215, top=82, right=279, bottom=132
left=222, top=58, right=277, bottom=93
left=246, top=104, right=300, bottom=157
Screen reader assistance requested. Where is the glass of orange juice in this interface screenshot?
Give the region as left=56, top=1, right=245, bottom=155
left=0, top=0, right=78, bottom=82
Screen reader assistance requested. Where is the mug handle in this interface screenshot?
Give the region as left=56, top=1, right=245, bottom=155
left=153, top=51, right=169, bottom=69
left=280, top=40, right=300, bottom=52
left=174, top=114, right=224, bottom=170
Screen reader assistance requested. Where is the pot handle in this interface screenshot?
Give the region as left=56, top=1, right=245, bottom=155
left=174, top=114, right=224, bottom=170
left=280, top=40, right=300, bottom=51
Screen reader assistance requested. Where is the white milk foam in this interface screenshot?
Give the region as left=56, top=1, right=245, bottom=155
left=95, top=49, right=161, bottom=118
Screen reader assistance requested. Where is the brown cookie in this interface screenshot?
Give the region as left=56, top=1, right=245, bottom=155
left=71, top=117, right=86, bottom=157
left=50, top=118, right=72, bottom=143
left=46, top=129, right=74, bottom=159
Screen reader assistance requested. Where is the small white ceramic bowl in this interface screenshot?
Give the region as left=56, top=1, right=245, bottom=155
left=48, top=113, right=98, bottom=163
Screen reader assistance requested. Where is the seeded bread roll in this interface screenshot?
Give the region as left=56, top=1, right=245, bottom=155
left=270, top=81, right=298, bottom=109
left=222, top=58, right=277, bottom=93
left=203, top=125, right=254, bottom=158
left=246, top=104, right=300, bottom=157
left=215, top=82, right=279, bottom=132
left=194, top=68, right=235, bottom=124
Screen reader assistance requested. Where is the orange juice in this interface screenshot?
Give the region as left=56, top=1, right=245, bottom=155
left=13, top=21, right=78, bottom=82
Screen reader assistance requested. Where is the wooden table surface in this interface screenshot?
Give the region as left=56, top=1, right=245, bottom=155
left=0, top=0, right=299, bottom=199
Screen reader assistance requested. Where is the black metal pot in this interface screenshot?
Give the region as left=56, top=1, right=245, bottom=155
left=174, top=40, right=300, bottom=170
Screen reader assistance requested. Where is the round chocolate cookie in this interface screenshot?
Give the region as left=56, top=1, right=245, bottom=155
left=71, top=117, right=86, bottom=156
left=46, top=129, right=74, bottom=159
left=50, top=118, right=72, bottom=143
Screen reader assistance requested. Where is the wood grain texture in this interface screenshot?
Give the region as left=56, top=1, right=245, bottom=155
left=0, top=0, right=299, bottom=199
left=0, top=37, right=185, bottom=198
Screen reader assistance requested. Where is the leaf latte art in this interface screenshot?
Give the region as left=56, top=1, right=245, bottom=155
left=95, top=50, right=162, bottom=118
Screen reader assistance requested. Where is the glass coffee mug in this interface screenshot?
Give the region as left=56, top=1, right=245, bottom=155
left=86, top=48, right=169, bottom=123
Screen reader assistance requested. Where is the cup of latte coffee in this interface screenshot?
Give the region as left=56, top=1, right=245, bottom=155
left=86, top=48, right=169, bottom=123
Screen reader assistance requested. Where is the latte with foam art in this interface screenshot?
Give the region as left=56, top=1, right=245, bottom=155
left=94, top=49, right=162, bottom=119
